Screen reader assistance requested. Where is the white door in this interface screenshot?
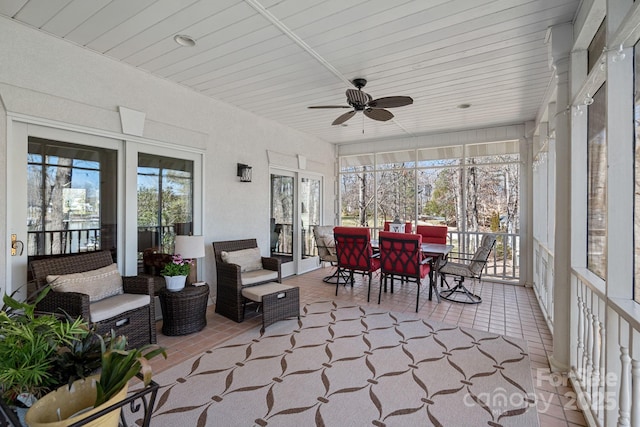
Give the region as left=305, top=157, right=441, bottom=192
left=6, top=121, right=29, bottom=298
left=298, top=173, right=322, bottom=274
left=269, top=169, right=322, bottom=277
left=270, top=170, right=296, bottom=277
left=6, top=120, right=205, bottom=299
left=6, top=121, right=123, bottom=299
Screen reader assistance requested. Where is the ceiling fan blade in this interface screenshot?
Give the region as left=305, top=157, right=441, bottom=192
left=308, top=105, right=351, bottom=109
left=364, top=108, right=394, bottom=122
left=346, top=89, right=371, bottom=106
left=332, top=110, right=356, bottom=125
left=368, top=96, right=413, bottom=108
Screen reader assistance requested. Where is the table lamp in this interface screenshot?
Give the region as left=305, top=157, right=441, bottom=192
left=174, top=235, right=205, bottom=285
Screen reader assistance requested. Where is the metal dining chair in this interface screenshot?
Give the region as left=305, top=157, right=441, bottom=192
left=439, top=234, right=497, bottom=304
left=333, top=226, right=380, bottom=302
left=312, top=225, right=349, bottom=284
left=416, top=224, right=448, bottom=285
left=378, top=231, right=433, bottom=312
left=415, top=225, right=448, bottom=244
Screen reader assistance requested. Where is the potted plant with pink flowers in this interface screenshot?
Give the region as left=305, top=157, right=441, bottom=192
left=160, top=254, right=193, bottom=292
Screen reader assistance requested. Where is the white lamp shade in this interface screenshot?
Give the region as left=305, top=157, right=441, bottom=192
left=174, top=235, right=205, bottom=259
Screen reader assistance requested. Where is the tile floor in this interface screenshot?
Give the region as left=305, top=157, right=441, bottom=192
left=153, top=266, right=586, bottom=427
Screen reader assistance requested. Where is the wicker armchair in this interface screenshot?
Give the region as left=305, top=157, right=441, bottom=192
left=212, top=239, right=281, bottom=322
left=30, top=251, right=157, bottom=348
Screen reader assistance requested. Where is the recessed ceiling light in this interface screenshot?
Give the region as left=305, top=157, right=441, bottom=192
left=174, top=34, right=196, bottom=47
left=457, top=103, right=471, bottom=109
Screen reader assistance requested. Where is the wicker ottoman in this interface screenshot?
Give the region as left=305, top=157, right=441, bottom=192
left=241, top=283, right=300, bottom=332
left=159, top=284, right=210, bottom=336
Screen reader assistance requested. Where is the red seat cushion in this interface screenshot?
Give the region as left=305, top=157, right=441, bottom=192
left=416, top=225, right=448, bottom=244
left=333, top=226, right=379, bottom=273
left=379, top=231, right=430, bottom=278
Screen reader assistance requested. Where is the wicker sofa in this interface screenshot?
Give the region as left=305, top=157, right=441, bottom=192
left=30, top=250, right=157, bottom=348
left=212, top=239, right=281, bottom=322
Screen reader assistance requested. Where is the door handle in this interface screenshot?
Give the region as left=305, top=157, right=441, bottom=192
left=11, top=234, right=24, bottom=256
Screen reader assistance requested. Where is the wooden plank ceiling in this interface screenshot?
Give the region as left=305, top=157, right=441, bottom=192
left=0, top=0, right=580, bottom=144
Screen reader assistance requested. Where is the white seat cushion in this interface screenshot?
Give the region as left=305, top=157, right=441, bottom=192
left=241, top=269, right=278, bottom=285
left=90, top=293, right=150, bottom=323
left=241, top=283, right=295, bottom=302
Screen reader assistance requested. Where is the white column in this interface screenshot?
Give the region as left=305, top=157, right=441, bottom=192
left=520, top=123, right=534, bottom=287
left=548, top=23, right=573, bottom=371
left=605, top=0, right=634, bottom=300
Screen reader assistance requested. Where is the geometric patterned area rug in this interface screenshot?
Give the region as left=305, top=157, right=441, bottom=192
left=146, top=301, right=539, bottom=427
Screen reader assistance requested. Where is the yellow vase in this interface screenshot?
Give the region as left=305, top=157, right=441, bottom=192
left=25, top=375, right=128, bottom=427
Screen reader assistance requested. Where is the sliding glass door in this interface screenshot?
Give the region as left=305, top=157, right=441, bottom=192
left=137, top=154, right=194, bottom=257
left=270, top=171, right=295, bottom=276
left=7, top=123, right=123, bottom=298
left=270, top=169, right=322, bottom=276
left=299, top=174, right=321, bottom=273
left=27, top=137, right=118, bottom=260
left=7, top=120, right=204, bottom=299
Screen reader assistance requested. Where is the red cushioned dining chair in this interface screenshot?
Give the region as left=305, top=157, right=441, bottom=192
left=416, top=224, right=448, bottom=287
left=378, top=231, right=432, bottom=312
left=416, top=225, right=448, bottom=244
left=333, top=226, right=380, bottom=302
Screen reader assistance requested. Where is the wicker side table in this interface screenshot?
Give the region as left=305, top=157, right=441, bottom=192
left=159, top=284, right=210, bottom=336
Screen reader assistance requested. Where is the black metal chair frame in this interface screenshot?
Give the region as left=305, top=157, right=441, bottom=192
left=378, top=233, right=433, bottom=312
left=312, top=226, right=351, bottom=284
left=439, top=236, right=496, bottom=304
left=333, top=231, right=379, bottom=302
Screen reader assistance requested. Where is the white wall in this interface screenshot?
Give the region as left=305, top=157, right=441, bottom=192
left=0, top=18, right=336, bottom=289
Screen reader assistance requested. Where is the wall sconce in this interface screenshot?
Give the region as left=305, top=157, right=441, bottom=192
left=237, top=163, right=252, bottom=182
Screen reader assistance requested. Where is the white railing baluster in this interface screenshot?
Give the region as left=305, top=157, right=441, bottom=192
left=549, top=268, right=554, bottom=324
left=585, top=299, right=593, bottom=403
left=631, top=358, right=640, bottom=427
left=620, top=346, right=631, bottom=426
left=577, top=283, right=585, bottom=386
left=591, top=294, right=601, bottom=415
left=598, top=298, right=606, bottom=426
left=564, top=264, right=640, bottom=427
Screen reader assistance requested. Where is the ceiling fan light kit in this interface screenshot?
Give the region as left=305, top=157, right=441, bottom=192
left=308, top=78, right=413, bottom=126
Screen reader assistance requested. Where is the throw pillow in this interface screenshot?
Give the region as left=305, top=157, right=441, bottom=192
left=47, top=263, right=124, bottom=302
left=221, top=247, right=263, bottom=272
